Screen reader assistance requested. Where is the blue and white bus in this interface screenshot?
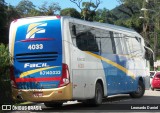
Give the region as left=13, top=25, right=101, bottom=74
left=9, top=16, right=153, bottom=107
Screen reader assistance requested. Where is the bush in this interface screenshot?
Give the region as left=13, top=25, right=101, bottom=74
left=0, top=44, right=10, bottom=78
left=0, top=43, right=13, bottom=105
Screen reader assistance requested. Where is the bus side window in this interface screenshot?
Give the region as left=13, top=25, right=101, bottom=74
left=92, top=28, right=114, bottom=54
left=124, top=36, right=143, bottom=58
left=69, top=22, right=116, bottom=54
left=113, top=32, right=123, bottom=54
left=69, top=23, right=77, bottom=46
left=119, top=35, right=129, bottom=55
left=76, top=32, right=99, bottom=52
left=69, top=22, right=99, bottom=52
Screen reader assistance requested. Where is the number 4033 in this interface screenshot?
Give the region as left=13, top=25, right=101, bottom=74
left=28, top=44, right=43, bottom=50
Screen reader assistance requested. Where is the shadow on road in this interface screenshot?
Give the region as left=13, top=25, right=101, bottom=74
left=40, top=94, right=160, bottom=111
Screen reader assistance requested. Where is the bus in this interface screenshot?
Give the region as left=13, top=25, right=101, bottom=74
left=9, top=16, right=153, bottom=107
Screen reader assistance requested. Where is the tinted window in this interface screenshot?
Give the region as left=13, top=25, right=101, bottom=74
left=69, top=22, right=115, bottom=54
left=76, top=32, right=99, bottom=52
left=69, top=23, right=99, bottom=52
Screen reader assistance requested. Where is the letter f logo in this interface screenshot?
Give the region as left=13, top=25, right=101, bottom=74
left=26, top=23, right=47, bottom=39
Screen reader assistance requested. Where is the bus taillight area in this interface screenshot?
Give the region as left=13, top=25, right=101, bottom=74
left=12, top=83, right=72, bottom=102
left=58, top=63, right=70, bottom=87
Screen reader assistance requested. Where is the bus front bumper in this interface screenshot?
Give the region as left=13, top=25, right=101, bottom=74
left=12, top=83, right=72, bottom=102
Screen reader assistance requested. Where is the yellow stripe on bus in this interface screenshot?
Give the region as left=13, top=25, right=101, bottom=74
left=85, top=51, right=135, bottom=79
left=27, top=23, right=41, bottom=33
left=20, top=66, right=59, bottom=78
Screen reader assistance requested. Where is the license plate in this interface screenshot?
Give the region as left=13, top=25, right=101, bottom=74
left=33, top=92, right=43, bottom=97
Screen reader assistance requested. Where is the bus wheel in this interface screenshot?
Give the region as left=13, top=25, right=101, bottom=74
left=44, top=102, right=63, bottom=107
left=91, top=82, right=103, bottom=106
left=130, top=80, right=145, bottom=98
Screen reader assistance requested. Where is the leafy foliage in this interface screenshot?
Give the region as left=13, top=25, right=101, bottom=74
left=0, top=43, right=10, bottom=89
left=0, top=43, right=12, bottom=105
left=110, top=1, right=143, bottom=32
left=94, top=8, right=118, bottom=23
left=0, top=0, right=8, bottom=44
left=70, top=0, right=101, bottom=21
left=39, top=2, right=61, bottom=16
left=60, top=8, right=81, bottom=18
left=16, top=0, right=36, bottom=17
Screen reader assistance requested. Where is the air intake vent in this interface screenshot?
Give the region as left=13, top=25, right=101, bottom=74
left=15, top=52, right=58, bottom=62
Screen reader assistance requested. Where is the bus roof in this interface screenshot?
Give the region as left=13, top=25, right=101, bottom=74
left=62, top=16, right=142, bottom=38
left=13, top=16, right=142, bottom=38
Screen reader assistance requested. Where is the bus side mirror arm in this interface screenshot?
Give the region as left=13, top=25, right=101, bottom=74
left=144, top=46, right=155, bottom=61
left=144, top=46, right=155, bottom=67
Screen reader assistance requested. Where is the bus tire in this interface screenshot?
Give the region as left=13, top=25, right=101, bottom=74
left=44, top=102, right=63, bottom=107
left=90, top=82, right=103, bottom=106
left=130, top=80, right=145, bottom=98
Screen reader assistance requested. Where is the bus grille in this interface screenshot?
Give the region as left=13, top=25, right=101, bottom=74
left=15, top=52, right=58, bottom=62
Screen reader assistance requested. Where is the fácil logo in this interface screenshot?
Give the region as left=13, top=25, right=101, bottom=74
left=24, top=63, right=49, bottom=68
left=26, top=23, right=47, bottom=39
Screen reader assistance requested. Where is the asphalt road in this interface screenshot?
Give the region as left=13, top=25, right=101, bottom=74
left=7, top=89, right=160, bottom=112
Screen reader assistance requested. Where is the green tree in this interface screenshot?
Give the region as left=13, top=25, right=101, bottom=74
left=28, top=9, right=41, bottom=16
left=70, top=0, right=101, bottom=21
left=94, top=8, right=117, bottom=23
left=117, top=0, right=160, bottom=60
left=81, top=2, right=96, bottom=21
left=0, top=3, right=21, bottom=44
left=0, top=44, right=10, bottom=79
left=60, top=8, right=81, bottom=18
left=114, top=0, right=143, bottom=32
left=0, top=0, right=8, bottom=44
left=39, top=2, right=61, bottom=16
left=7, top=5, right=20, bottom=25
left=0, top=0, right=7, bottom=26
left=94, top=8, right=106, bottom=22
left=0, top=44, right=12, bottom=105
left=16, top=0, right=36, bottom=17
left=118, top=0, right=143, bottom=17
left=146, top=0, right=160, bottom=60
